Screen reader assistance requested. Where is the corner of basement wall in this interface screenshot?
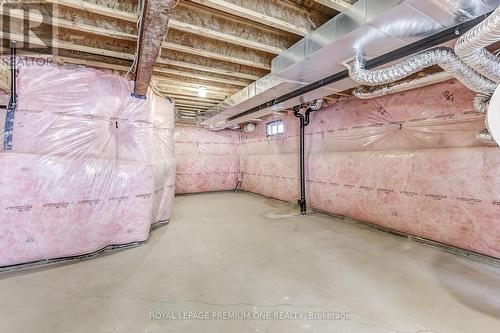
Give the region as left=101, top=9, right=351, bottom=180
left=174, top=123, right=241, bottom=194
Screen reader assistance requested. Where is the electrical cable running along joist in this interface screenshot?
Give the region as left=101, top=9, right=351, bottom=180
left=227, top=12, right=493, bottom=122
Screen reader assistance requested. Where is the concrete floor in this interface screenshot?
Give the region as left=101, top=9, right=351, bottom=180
left=1, top=192, right=500, bottom=333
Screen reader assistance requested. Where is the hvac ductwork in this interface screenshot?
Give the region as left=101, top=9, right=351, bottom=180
left=475, top=128, right=496, bottom=143
left=345, top=47, right=497, bottom=94
left=473, top=94, right=491, bottom=113
left=455, top=6, right=500, bottom=83
left=201, top=0, right=499, bottom=129
left=308, top=99, right=324, bottom=111
left=352, top=71, right=453, bottom=99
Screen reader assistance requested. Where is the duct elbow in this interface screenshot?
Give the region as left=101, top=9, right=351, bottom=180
left=455, top=6, right=500, bottom=83
left=345, top=47, right=496, bottom=95
left=309, top=99, right=324, bottom=111
left=476, top=129, right=497, bottom=144
left=473, top=94, right=490, bottom=113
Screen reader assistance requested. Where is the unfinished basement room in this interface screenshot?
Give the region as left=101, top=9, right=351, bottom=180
left=1, top=0, right=500, bottom=332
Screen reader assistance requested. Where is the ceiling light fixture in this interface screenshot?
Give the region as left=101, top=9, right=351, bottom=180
left=198, top=86, right=207, bottom=98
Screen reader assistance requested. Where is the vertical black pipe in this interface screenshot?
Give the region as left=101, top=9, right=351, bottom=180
left=293, top=105, right=308, bottom=215
left=10, top=41, right=16, bottom=107
left=4, top=41, right=17, bottom=151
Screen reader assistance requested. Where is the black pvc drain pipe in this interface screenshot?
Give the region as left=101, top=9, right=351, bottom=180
left=293, top=105, right=315, bottom=215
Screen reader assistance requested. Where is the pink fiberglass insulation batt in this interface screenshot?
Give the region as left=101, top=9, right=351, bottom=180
left=241, top=79, right=500, bottom=258
left=174, top=124, right=240, bottom=193
left=0, top=63, right=176, bottom=267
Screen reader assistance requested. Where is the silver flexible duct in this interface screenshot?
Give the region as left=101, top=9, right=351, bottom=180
left=308, top=99, right=324, bottom=111
left=352, top=72, right=453, bottom=99
left=455, top=6, right=500, bottom=83
left=476, top=128, right=497, bottom=144
left=473, top=94, right=491, bottom=113
left=345, top=47, right=496, bottom=94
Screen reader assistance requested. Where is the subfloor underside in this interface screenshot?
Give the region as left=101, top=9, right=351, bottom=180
left=1, top=192, right=499, bottom=333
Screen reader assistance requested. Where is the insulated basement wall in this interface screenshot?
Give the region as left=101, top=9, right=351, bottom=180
left=174, top=124, right=240, bottom=193
left=0, top=63, right=176, bottom=268
left=241, top=79, right=500, bottom=258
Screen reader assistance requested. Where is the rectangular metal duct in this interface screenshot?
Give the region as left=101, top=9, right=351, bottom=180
left=202, top=0, right=499, bottom=129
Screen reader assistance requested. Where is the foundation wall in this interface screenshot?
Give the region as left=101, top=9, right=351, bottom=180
left=240, top=80, right=500, bottom=258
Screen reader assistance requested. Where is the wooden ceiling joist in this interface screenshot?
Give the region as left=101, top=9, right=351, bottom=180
left=173, top=99, right=218, bottom=107
left=2, top=8, right=136, bottom=41
left=155, top=68, right=249, bottom=87
left=171, top=96, right=218, bottom=105
left=2, top=31, right=135, bottom=60
left=155, top=85, right=230, bottom=99
left=156, top=79, right=237, bottom=94
left=46, top=0, right=137, bottom=21
left=169, top=20, right=284, bottom=55
left=177, top=111, right=200, bottom=115
left=166, top=94, right=223, bottom=103
left=188, top=0, right=309, bottom=36
left=313, top=0, right=351, bottom=12
left=157, top=59, right=261, bottom=81
left=177, top=105, right=204, bottom=110
left=50, top=0, right=286, bottom=54
left=162, top=42, right=271, bottom=70
left=177, top=106, right=209, bottom=111
left=7, top=8, right=274, bottom=72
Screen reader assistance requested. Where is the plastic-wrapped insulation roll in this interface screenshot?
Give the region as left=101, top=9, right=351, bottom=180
left=345, top=47, right=496, bottom=94
left=352, top=72, right=453, bottom=99
left=455, top=6, right=500, bottom=83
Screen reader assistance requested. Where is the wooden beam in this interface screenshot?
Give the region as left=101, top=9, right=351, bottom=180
left=189, top=0, right=309, bottom=36
left=134, top=0, right=178, bottom=96
left=173, top=99, right=218, bottom=107
left=168, top=20, right=284, bottom=54
left=166, top=93, right=223, bottom=103
left=177, top=109, right=200, bottom=113
left=157, top=58, right=261, bottom=81
left=171, top=97, right=218, bottom=105
left=2, top=31, right=135, bottom=60
left=155, top=85, right=230, bottom=98
left=46, top=0, right=137, bottom=21
left=162, top=42, right=271, bottom=70
left=176, top=103, right=210, bottom=109
left=156, top=77, right=238, bottom=94
left=177, top=112, right=199, bottom=115
left=160, top=90, right=227, bottom=100
left=3, top=8, right=268, bottom=74
left=155, top=67, right=249, bottom=87
left=50, top=0, right=284, bottom=54
left=177, top=106, right=209, bottom=111
left=2, top=7, right=136, bottom=41
left=313, top=0, right=350, bottom=12
left=177, top=106, right=204, bottom=110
